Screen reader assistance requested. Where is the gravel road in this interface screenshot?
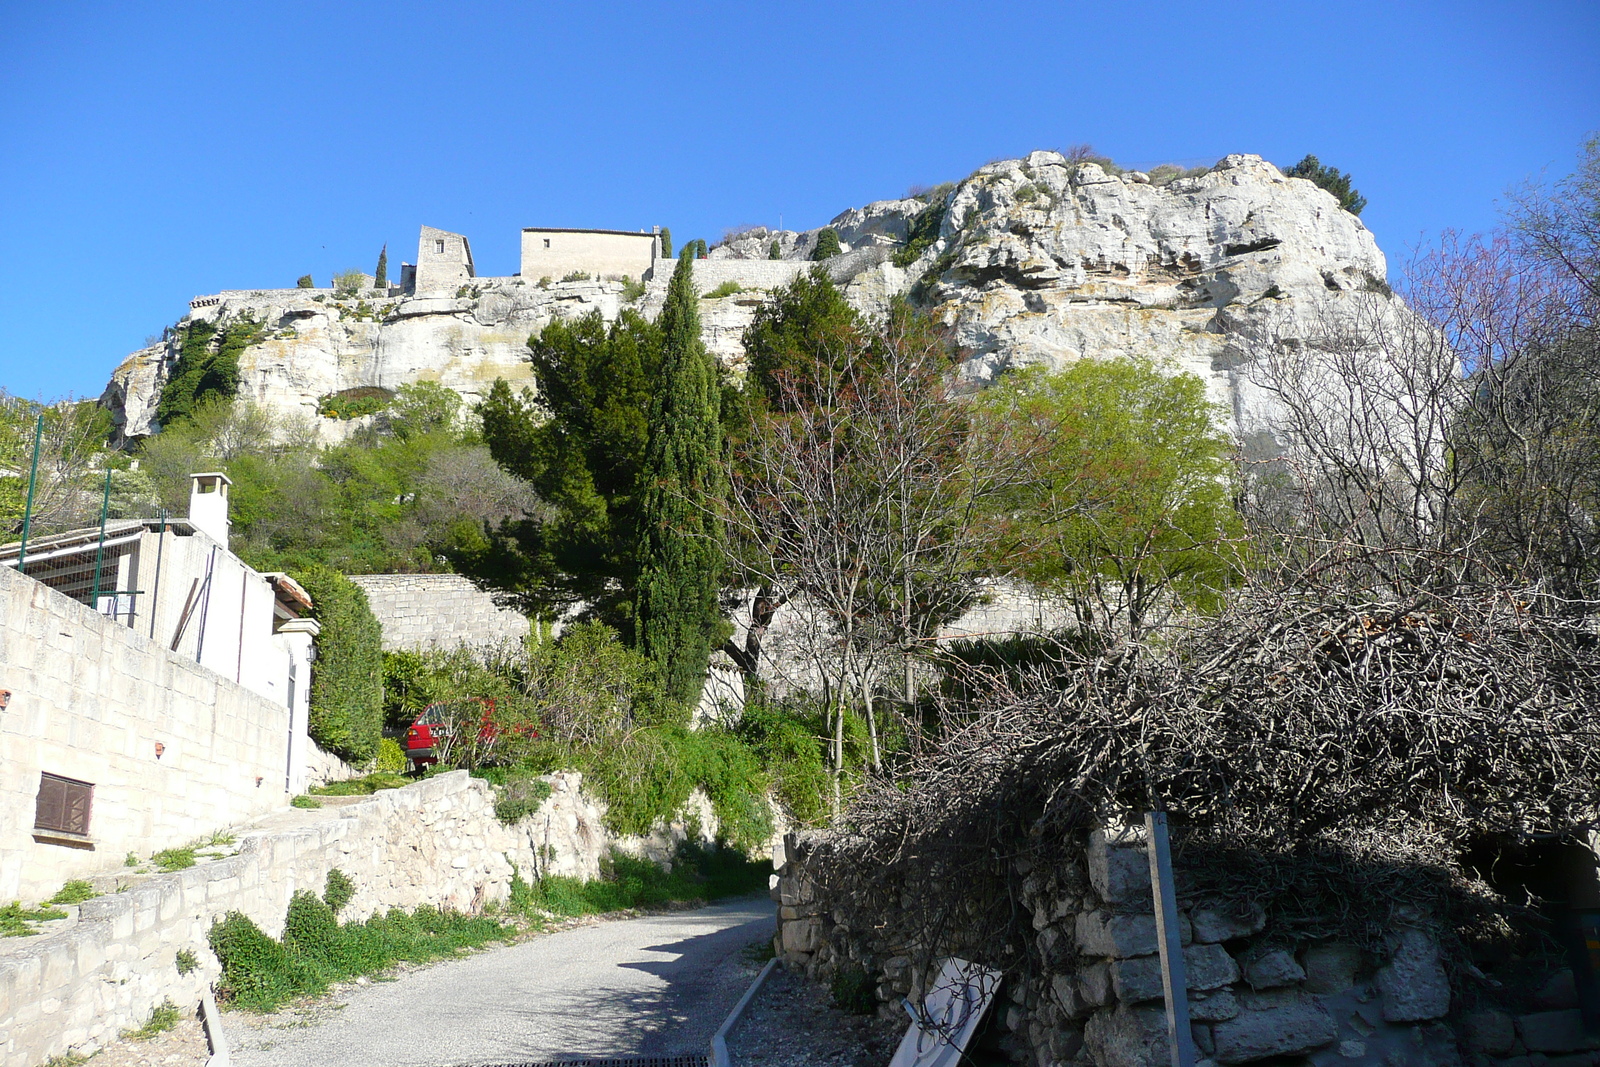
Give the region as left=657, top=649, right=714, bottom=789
left=226, top=897, right=775, bottom=1067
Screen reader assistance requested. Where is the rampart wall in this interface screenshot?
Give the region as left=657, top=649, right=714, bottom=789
left=345, top=574, right=530, bottom=653
left=0, top=565, right=300, bottom=903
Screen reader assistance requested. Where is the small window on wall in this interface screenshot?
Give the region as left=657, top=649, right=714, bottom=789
left=543, top=238, right=551, bottom=248
left=34, top=772, right=93, bottom=840
left=435, top=240, right=445, bottom=254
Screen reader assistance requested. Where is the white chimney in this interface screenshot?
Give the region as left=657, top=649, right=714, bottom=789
left=188, top=472, right=232, bottom=548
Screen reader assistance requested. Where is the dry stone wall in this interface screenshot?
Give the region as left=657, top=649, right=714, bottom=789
left=773, top=827, right=1578, bottom=1067
left=0, top=768, right=716, bottom=1067
left=345, top=573, right=530, bottom=653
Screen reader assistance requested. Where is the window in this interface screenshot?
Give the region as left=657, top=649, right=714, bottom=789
left=543, top=238, right=551, bottom=248
left=435, top=240, right=445, bottom=254
left=34, top=772, right=93, bottom=838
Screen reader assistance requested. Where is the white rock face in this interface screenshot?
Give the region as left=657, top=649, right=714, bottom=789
left=99, top=151, right=1408, bottom=450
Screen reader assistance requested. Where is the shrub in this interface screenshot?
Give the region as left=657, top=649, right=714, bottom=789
left=893, top=197, right=948, bottom=268
left=811, top=228, right=842, bottom=261
left=291, top=795, right=323, bottom=809
left=561, top=270, right=591, bottom=282
left=333, top=269, right=366, bottom=297
left=621, top=275, right=646, bottom=301
left=297, top=275, right=315, bottom=289
left=323, top=869, right=355, bottom=914
left=703, top=281, right=743, bottom=299
left=375, top=737, right=407, bottom=773
left=769, top=239, right=781, bottom=260
left=47, top=880, right=98, bottom=905
left=175, top=948, right=199, bottom=975
left=156, top=314, right=265, bottom=428
left=316, top=386, right=393, bottom=420
left=831, top=966, right=876, bottom=1014
left=210, top=898, right=511, bottom=1012
left=292, top=565, right=384, bottom=762
left=1284, top=154, right=1367, bottom=215
left=124, top=852, right=139, bottom=867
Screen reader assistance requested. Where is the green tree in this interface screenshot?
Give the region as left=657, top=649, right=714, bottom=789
left=659, top=227, right=673, bottom=259
left=297, top=275, right=315, bottom=289
left=811, top=228, right=842, bottom=261
left=740, top=268, right=862, bottom=412
left=974, top=359, right=1244, bottom=640
left=374, top=245, right=388, bottom=289
left=634, top=250, right=727, bottom=710
left=1284, top=154, right=1367, bottom=216
left=333, top=269, right=365, bottom=297
left=476, top=310, right=664, bottom=619
left=386, top=381, right=459, bottom=440
left=293, top=565, right=384, bottom=761
left=768, top=239, right=781, bottom=260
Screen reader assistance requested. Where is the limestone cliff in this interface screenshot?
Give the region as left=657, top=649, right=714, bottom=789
left=100, top=151, right=1402, bottom=446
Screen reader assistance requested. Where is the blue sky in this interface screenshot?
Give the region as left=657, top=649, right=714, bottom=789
left=1, top=1, right=1595, bottom=401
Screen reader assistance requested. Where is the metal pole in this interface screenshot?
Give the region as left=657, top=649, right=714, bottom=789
left=17, top=414, right=43, bottom=575
left=148, top=509, right=166, bottom=639
left=1145, top=811, right=1196, bottom=1067
left=90, top=468, right=112, bottom=610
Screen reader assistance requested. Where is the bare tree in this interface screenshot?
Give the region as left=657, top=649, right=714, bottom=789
left=722, top=309, right=1007, bottom=809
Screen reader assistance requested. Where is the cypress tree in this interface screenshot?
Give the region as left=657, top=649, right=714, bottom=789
left=811, top=227, right=842, bottom=260
left=659, top=227, right=673, bottom=259
left=374, top=244, right=388, bottom=288
left=633, top=249, right=725, bottom=710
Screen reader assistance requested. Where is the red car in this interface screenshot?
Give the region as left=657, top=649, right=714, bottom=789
left=404, top=698, right=536, bottom=769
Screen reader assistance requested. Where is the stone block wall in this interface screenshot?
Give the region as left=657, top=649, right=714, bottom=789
left=0, top=769, right=639, bottom=1067
left=772, top=828, right=1578, bottom=1067
left=0, top=564, right=300, bottom=903
left=346, top=573, right=530, bottom=653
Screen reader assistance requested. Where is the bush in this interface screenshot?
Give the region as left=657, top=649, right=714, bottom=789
left=291, top=795, right=322, bottom=809
left=621, top=275, right=646, bottom=301
left=893, top=196, right=948, bottom=267
left=292, top=565, right=384, bottom=762
left=316, top=385, right=393, bottom=420
left=324, top=869, right=356, bottom=914
left=156, top=314, right=265, bottom=428
left=152, top=847, right=196, bottom=872
left=768, top=240, right=781, bottom=260
left=333, top=269, right=367, bottom=297
left=297, top=275, right=315, bottom=288
left=561, top=270, right=591, bottom=282
left=703, top=281, right=743, bottom=299
left=1284, top=154, right=1367, bottom=215
left=175, top=948, right=198, bottom=975
left=811, top=228, right=842, bottom=261
left=375, top=737, right=407, bottom=772
left=831, top=966, right=876, bottom=1014
left=211, top=898, right=511, bottom=1012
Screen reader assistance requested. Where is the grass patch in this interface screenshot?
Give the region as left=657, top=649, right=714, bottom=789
left=703, top=281, right=744, bottom=299
left=1, top=900, right=68, bottom=937
left=291, top=795, right=323, bottom=809
left=151, top=847, right=196, bottom=872
left=308, top=771, right=411, bottom=797
left=509, top=844, right=771, bottom=919
left=471, top=766, right=554, bottom=823
left=210, top=891, right=513, bottom=1013
left=47, top=880, right=99, bottom=906
left=123, top=999, right=181, bottom=1040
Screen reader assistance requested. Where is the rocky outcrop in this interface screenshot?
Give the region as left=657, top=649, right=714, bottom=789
left=100, top=151, right=1407, bottom=449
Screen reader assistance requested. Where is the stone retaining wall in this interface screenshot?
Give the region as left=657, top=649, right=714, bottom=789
left=346, top=573, right=530, bottom=653
left=772, top=827, right=1577, bottom=1067
left=0, top=768, right=719, bottom=1067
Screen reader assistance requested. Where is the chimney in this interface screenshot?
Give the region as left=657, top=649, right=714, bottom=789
left=188, top=472, right=232, bottom=548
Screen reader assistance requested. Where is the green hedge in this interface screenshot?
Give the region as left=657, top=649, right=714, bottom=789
left=293, top=565, right=383, bottom=762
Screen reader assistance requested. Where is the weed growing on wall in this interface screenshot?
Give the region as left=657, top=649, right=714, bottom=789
left=0, top=901, right=67, bottom=937
left=175, top=949, right=199, bottom=975
left=121, top=999, right=180, bottom=1041
left=46, top=880, right=98, bottom=906
left=151, top=847, right=196, bottom=872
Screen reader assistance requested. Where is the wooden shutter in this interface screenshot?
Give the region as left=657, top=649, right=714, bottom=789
left=34, top=773, right=93, bottom=836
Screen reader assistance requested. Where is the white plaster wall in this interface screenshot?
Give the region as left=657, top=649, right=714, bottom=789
left=0, top=564, right=300, bottom=903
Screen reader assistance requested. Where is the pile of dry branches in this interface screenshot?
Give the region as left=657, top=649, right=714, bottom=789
left=809, top=580, right=1600, bottom=967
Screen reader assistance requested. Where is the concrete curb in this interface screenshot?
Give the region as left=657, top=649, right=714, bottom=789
left=710, top=957, right=778, bottom=1067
